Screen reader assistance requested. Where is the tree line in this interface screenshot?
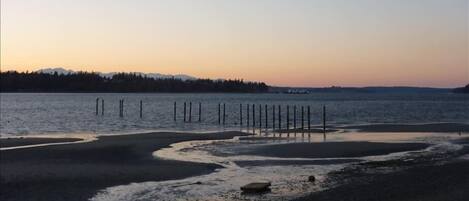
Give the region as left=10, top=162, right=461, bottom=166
left=0, top=71, right=269, bottom=93
left=453, top=84, right=469, bottom=94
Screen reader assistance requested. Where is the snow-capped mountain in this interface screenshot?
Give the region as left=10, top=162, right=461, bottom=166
left=36, top=68, right=197, bottom=81
left=36, top=68, right=76, bottom=75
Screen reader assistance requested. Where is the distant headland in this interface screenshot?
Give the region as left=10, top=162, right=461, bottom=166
left=453, top=84, right=469, bottom=94
left=270, top=86, right=459, bottom=94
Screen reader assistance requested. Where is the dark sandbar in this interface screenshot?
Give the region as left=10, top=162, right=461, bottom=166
left=0, top=131, right=249, bottom=201
left=343, top=123, right=469, bottom=133
left=1, top=137, right=82, bottom=148
left=294, top=148, right=469, bottom=201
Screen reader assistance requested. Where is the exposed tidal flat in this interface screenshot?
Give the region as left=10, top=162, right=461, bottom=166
left=293, top=140, right=469, bottom=201
left=1, top=123, right=469, bottom=201
left=0, top=131, right=248, bottom=201
left=1, top=92, right=469, bottom=200
left=0, top=137, right=82, bottom=148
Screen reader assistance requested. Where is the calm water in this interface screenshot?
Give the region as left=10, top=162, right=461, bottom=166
left=1, top=93, right=468, bottom=136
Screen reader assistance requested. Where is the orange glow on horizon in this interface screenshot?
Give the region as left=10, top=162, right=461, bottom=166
left=1, top=0, right=467, bottom=88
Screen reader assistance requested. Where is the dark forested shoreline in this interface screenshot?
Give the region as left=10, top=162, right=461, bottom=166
left=0, top=71, right=268, bottom=93
left=453, top=84, right=469, bottom=94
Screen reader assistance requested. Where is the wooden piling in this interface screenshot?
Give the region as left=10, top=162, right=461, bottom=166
left=323, top=105, right=326, bottom=136
left=287, top=105, right=290, bottom=130
left=121, top=99, right=124, bottom=117
left=307, top=106, right=311, bottom=130
left=189, top=102, right=192, bottom=122
left=240, top=104, right=243, bottom=125
left=259, top=104, right=262, bottom=128
left=183, top=102, right=187, bottom=122
left=173, top=102, right=177, bottom=121
left=301, top=106, right=304, bottom=129
left=265, top=104, right=268, bottom=129
left=293, top=105, right=297, bottom=129
left=198, top=102, right=202, bottom=122
left=218, top=103, right=221, bottom=124
left=101, top=99, right=104, bottom=116
left=278, top=105, right=281, bottom=129
left=96, top=98, right=99, bottom=115
left=247, top=104, right=250, bottom=126
left=252, top=104, right=255, bottom=127
left=223, top=103, right=226, bottom=125
left=139, top=100, right=143, bottom=118
left=272, top=105, right=276, bottom=129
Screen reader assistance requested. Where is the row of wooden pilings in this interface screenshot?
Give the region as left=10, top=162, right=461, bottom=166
left=95, top=98, right=143, bottom=118
left=95, top=99, right=327, bottom=132
left=175, top=102, right=327, bottom=133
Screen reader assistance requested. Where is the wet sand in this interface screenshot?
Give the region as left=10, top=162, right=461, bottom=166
left=295, top=161, right=469, bottom=201
left=234, top=159, right=362, bottom=167
left=0, top=137, right=82, bottom=148
left=0, top=131, right=249, bottom=201
left=275, top=128, right=339, bottom=133
left=234, top=142, right=429, bottom=158
left=294, top=140, right=469, bottom=201
left=344, top=122, right=469, bottom=133
left=2, top=123, right=468, bottom=201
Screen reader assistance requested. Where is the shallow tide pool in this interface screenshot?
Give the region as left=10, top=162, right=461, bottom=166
left=90, top=131, right=466, bottom=201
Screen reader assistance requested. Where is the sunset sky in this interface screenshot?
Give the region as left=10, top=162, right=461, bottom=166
left=1, top=0, right=468, bottom=87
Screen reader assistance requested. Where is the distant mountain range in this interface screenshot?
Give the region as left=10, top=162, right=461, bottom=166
left=36, top=67, right=197, bottom=81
